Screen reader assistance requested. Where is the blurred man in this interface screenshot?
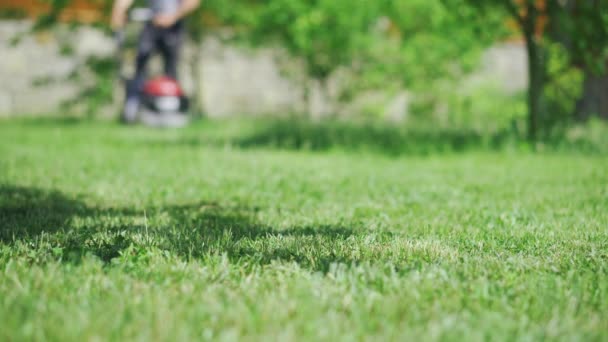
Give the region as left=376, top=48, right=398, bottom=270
left=111, top=0, right=200, bottom=122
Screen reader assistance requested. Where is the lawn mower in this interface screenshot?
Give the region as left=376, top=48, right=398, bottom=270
left=115, top=8, right=190, bottom=128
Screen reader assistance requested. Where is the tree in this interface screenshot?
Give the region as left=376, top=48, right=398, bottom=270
left=547, top=0, right=608, bottom=120
left=207, top=0, right=384, bottom=114
left=226, top=0, right=507, bottom=118
left=373, top=0, right=507, bottom=95
left=502, top=0, right=548, bottom=141
left=464, top=0, right=608, bottom=140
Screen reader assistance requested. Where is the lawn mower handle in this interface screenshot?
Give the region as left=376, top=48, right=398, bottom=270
left=114, top=8, right=153, bottom=46
left=129, top=8, right=154, bottom=23
left=114, top=8, right=154, bottom=81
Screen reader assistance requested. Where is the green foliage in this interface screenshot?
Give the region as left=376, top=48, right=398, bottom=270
left=365, top=0, right=508, bottom=90
left=31, top=0, right=71, bottom=31
left=0, top=7, right=28, bottom=19
left=0, top=119, right=607, bottom=340
left=548, top=0, right=608, bottom=75
left=62, top=55, right=118, bottom=117
left=255, top=0, right=382, bottom=80
left=462, top=0, right=608, bottom=137
left=542, top=42, right=584, bottom=131
left=198, top=0, right=507, bottom=91
left=441, top=86, right=528, bottom=133
left=561, top=117, right=608, bottom=152
left=200, top=0, right=384, bottom=81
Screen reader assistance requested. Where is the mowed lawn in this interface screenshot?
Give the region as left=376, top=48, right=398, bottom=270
left=0, top=119, right=606, bottom=341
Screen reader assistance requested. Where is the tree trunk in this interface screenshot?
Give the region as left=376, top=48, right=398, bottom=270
left=576, top=71, right=608, bottom=120
left=306, top=78, right=332, bottom=120
left=525, top=32, right=545, bottom=141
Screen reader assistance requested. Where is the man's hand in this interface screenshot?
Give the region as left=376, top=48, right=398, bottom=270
left=153, top=0, right=200, bottom=28
left=153, top=14, right=179, bottom=28
left=111, top=0, right=134, bottom=30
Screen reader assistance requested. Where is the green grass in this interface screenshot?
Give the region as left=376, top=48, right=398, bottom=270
left=1, top=118, right=607, bottom=341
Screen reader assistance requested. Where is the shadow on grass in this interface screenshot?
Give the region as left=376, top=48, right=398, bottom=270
left=235, top=119, right=516, bottom=155
left=0, top=185, right=361, bottom=272
left=1, top=116, right=90, bottom=127
left=153, top=118, right=518, bottom=156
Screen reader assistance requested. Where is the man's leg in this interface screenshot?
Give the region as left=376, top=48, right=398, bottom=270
left=123, top=24, right=157, bottom=122
left=159, top=22, right=184, bottom=80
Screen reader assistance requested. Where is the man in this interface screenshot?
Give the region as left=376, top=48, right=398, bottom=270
left=111, top=0, right=200, bottom=122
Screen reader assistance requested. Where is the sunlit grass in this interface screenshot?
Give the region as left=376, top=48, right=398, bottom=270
left=1, top=118, right=607, bottom=341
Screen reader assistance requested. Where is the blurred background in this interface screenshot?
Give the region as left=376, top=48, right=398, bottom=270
left=0, top=0, right=606, bottom=150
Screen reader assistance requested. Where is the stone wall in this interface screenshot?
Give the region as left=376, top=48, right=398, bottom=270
left=0, top=21, right=311, bottom=117
left=0, top=20, right=528, bottom=119
left=194, top=38, right=306, bottom=118
left=0, top=21, right=77, bottom=115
